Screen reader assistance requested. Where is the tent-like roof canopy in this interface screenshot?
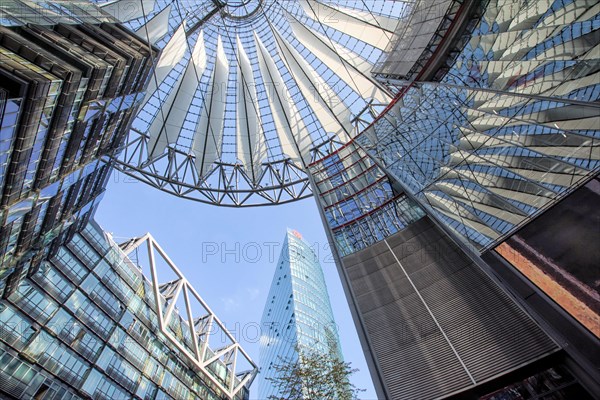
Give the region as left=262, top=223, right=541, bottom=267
left=99, top=0, right=405, bottom=206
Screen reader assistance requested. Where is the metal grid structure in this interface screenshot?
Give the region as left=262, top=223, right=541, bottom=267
left=92, top=0, right=409, bottom=206
left=309, top=0, right=600, bottom=256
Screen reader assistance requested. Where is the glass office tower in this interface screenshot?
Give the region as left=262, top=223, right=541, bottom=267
left=0, top=220, right=256, bottom=399
left=258, top=229, right=347, bottom=399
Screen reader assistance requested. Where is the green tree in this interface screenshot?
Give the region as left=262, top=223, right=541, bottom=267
left=266, top=346, right=364, bottom=400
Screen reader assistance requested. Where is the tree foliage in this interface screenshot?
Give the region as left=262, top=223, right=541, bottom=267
left=266, top=346, right=364, bottom=400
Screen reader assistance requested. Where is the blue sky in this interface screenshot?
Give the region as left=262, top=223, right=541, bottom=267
left=95, top=169, right=377, bottom=399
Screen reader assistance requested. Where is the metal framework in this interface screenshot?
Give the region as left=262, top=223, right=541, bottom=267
left=120, top=234, right=258, bottom=398
left=112, top=127, right=312, bottom=206
left=98, top=0, right=406, bottom=206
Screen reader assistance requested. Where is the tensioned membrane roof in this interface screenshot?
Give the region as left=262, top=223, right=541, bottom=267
left=96, top=0, right=406, bottom=206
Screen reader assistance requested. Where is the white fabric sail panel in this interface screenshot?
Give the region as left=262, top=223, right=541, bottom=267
left=236, top=36, right=267, bottom=183
left=135, top=4, right=171, bottom=44
left=146, top=70, right=186, bottom=159
left=298, top=0, right=392, bottom=51
left=291, top=18, right=375, bottom=80
left=286, top=100, right=315, bottom=166
left=100, top=0, right=155, bottom=22
left=288, top=17, right=391, bottom=103
left=254, top=33, right=312, bottom=165
left=192, top=36, right=229, bottom=178
left=142, top=23, right=188, bottom=106
left=326, top=2, right=400, bottom=32
left=272, top=29, right=352, bottom=141
left=147, top=31, right=207, bottom=160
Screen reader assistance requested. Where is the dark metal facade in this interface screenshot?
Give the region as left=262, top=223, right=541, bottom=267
left=340, top=217, right=558, bottom=399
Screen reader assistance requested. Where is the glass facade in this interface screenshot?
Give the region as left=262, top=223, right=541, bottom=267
left=258, top=230, right=347, bottom=399
left=362, top=0, right=600, bottom=252
left=308, top=140, right=425, bottom=257
left=0, top=1, right=115, bottom=26
left=0, top=7, right=257, bottom=399
left=308, top=0, right=600, bottom=257
left=0, top=221, right=253, bottom=400
left=0, top=21, right=158, bottom=297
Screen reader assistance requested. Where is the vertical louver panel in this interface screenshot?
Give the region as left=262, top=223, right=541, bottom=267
left=342, top=217, right=558, bottom=399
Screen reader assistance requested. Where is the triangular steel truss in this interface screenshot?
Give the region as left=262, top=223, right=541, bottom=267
left=122, top=234, right=258, bottom=398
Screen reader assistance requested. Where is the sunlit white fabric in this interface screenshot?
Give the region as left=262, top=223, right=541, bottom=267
left=100, top=0, right=155, bottom=21
left=147, top=30, right=207, bottom=159
left=135, top=3, right=171, bottom=44
left=298, top=0, right=394, bottom=51
left=111, top=0, right=406, bottom=205
left=254, top=33, right=313, bottom=166
left=287, top=15, right=391, bottom=104
left=236, top=36, right=267, bottom=183
left=192, top=36, right=228, bottom=177
left=272, top=28, right=352, bottom=141
left=141, top=23, right=187, bottom=106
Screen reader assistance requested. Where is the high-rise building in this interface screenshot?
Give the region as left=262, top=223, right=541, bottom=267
left=258, top=229, right=347, bottom=399
left=1, top=0, right=599, bottom=399
left=0, top=220, right=257, bottom=399
left=0, top=8, right=159, bottom=299
left=309, top=1, right=600, bottom=398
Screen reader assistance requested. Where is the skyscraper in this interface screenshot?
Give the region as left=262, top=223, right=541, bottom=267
left=309, top=1, right=600, bottom=398
left=1, top=0, right=599, bottom=399
left=258, top=229, right=347, bottom=399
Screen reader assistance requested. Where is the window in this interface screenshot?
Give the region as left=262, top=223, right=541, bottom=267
left=8, top=281, right=58, bottom=324
left=51, top=247, right=87, bottom=284
left=0, top=304, right=36, bottom=350
left=65, top=290, right=113, bottom=337
left=31, top=262, right=74, bottom=302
